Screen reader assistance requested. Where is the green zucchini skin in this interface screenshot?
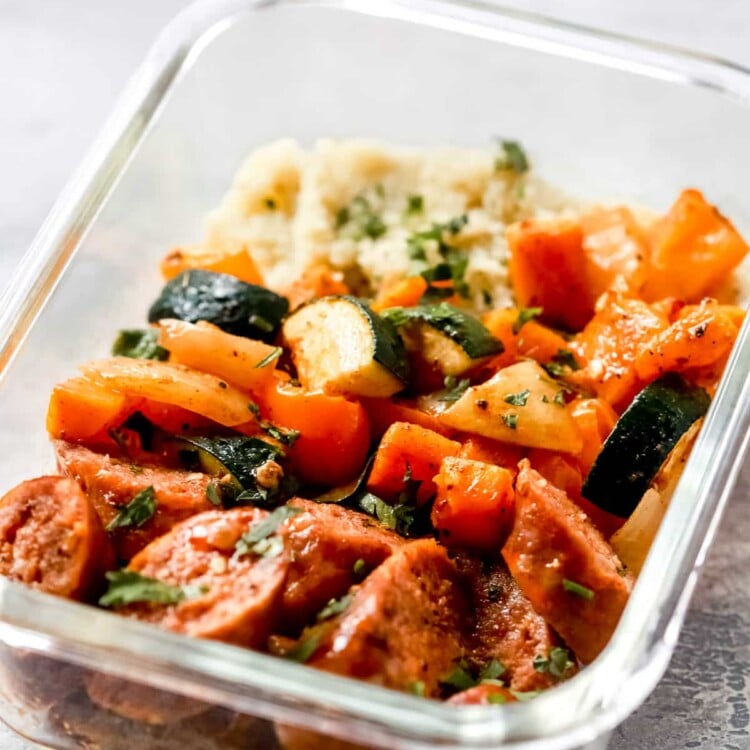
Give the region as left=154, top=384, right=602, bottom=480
left=382, top=303, right=503, bottom=359
left=582, top=373, right=710, bottom=518
left=178, top=436, right=284, bottom=508
left=147, top=270, right=289, bottom=342
left=349, top=297, right=410, bottom=384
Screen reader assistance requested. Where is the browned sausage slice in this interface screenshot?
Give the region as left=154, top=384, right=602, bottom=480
left=55, top=440, right=213, bottom=561
left=502, top=460, right=633, bottom=664
left=456, top=555, right=567, bottom=691
left=307, top=539, right=468, bottom=696
left=119, top=508, right=288, bottom=647
left=0, top=476, right=113, bottom=600
left=279, top=499, right=404, bottom=631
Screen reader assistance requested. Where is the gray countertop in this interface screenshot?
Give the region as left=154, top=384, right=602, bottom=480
left=1, top=1, right=749, bottom=748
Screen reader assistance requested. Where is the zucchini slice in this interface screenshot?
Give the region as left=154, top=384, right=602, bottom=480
left=148, top=270, right=289, bottom=342
left=282, top=296, right=408, bottom=398
left=582, top=374, right=710, bottom=518
left=178, top=436, right=285, bottom=508
left=381, top=303, right=503, bottom=376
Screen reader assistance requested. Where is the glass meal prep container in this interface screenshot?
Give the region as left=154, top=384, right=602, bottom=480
left=1, top=0, right=750, bottom=748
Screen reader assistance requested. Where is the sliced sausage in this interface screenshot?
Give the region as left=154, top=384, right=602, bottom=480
left=84, top=672, right=207, bottom=725
left=502, top=460, right=633, bottom=664
left=456, top=555, right=567, bottom=691
left=0, top=476, right=113, bottom=600
left=307, top=539, right=469, bottom=696
left=55, top=440, right=213, bottom=561
left=119, top=508, right=288, bottom=647
left=278, top=499, right=404, bottom=632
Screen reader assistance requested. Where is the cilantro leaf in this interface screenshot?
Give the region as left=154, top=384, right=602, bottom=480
left=532, top=647, right=575, bottom=678
left=512, top=307, right=543, bottom=335
left=439, top=375, right=471, bottom=403
left=234, top=505, right=302, bottom=559
left=495, top=140, right=530, bottom=174
left=503, top=389, right=530, bottom=407
left=112, top=329, right=168, bottom=361
left=405, top=195, right=424, bottom=216
left=502, top=413, right=519, bottom=430
left=106, top=487, right=157, bottom=531
left=316, top=594, right=352, bottom=622
left=336, top=194, right=386, bottom=240
left=358, top=493, right=415, bottom=536
left=99, top=570, right=206, bottom=608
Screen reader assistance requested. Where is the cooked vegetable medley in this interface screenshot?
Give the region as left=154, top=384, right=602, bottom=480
left=2, top=140, right=748, bottom=727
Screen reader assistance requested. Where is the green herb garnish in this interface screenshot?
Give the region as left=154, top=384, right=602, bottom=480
left=439, top=375, right=471, bottom=404
left=563, top=578, right=595, bottom=601
left=99, top=570, right=206, bottom=608
left=106, top=487, right=157, bottom=531
left=553, top=390, right=566, bottom=406
left=336, top=195, right=386, bottom=240
left=255, top=346, right=283, bottom=369
left=285, top=633, right=320, bottom=663
left=512, top=307, right=543, bottom=335
left=503, top=389, right=530, bottom=407
left=440, top=663, right=476, bottom=692
left=487, top=692, right=508, bottom=705
left=112, top=329, right=168, bottom=361
left=479, top=659, right=506, bottom=682
left=353, top=558, right=366, bottom=576
left=405, top=194, right=424, bottom=216
left=408, top=680, right=426, bottom=697
left=502, top=413, right=518, bottom=430
left=316, top=594, right=352, bottom=622
left=234, top=505, right=302, bottom=559
left=495, top=140, right=530, bottom=174
left=247, top=400, right=300, bottom=447
left=359, top=493, right=415, bottom=536
left=532, top=647, right=575, bottom=678
left=555, top=349, right=581, bottom=371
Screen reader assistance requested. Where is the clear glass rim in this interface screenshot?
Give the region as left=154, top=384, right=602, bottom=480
left=1, top=0, right=749, bottom=747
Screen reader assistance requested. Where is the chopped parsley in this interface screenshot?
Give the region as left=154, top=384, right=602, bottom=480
left=553, top=390, right=566, bottom=406
left=554, top=349, right=581, bottom=371
left=316, top=594, right=352, bottom=622
left=285, top=633, right=320, bottom=663
left=247, top=400, right=300, bottom=447
left=532, top=647, right=575, bottom=678
left=353, top=558, right=367, bottom=576
left=336, top=194, right=386, bottom=241
left=358, top=492, right=415, bottom=536
left=512, top=307, right=543, bottom=335
left=99, top=570, right=206, bottom=608
left=563, top=578, right=595, bottom=601
left=495, top=140, right=530, bottom=174
left=439, top=375, right=471, bottom=403
left=408, top=680, right=426, bottom=697
left=106, top=486, right=157, bottom=531
left=440, top=659, right=507, bottom=694
left=405, top=194, right=424, bottom=216
left=407, top=214, right=470, bottom=300
left=440, top=663, right=476, bottom=692
left=234, top=505, right=302, bottom=559
left=479, top=659, right=506, bottom=682
left=112, top=329, right=169, bottom=361
left=502, top=413, right=519, bottom=430
left=254, top=346, right=283, bottom=369
left=503, top=389, right=530, bottom=407
left=487, top=692, right=508, bottom=705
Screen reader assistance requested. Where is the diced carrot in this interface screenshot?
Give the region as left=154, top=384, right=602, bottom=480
left=634, top=298, right=740, bottom=380
left=641, top=189, right=750, bottom=302
left=282, top=263, right=349, bottom=311
left=568, top=398, right=618, bottom=475
left=507, top=218, right=593, bottom=331
left=581, top=207, right=649, bottom=299
left=157, top=319, right=279, bottom=395
left=263, top=379, right=370, bottom=486
left=517, top=321, right=570, bottom=364
left=80, top=358, right=259, bottom=430
left=371, top=276, right=428, bottom=312
left=361, top=397, right=454, bottom=440
left=570, top=290, right=669, bottom=409
left=431, top=457, right=515, bottom=552
left=160, top=242, right=263, bottom=285
left=459, top=435, right=523, bottom=475
left=47, top=377, right=131, bottom=441
left=366, top=422, right=461, bottom=505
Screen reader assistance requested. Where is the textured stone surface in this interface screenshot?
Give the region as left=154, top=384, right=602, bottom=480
left=1, top=2, right=749, bottom=749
